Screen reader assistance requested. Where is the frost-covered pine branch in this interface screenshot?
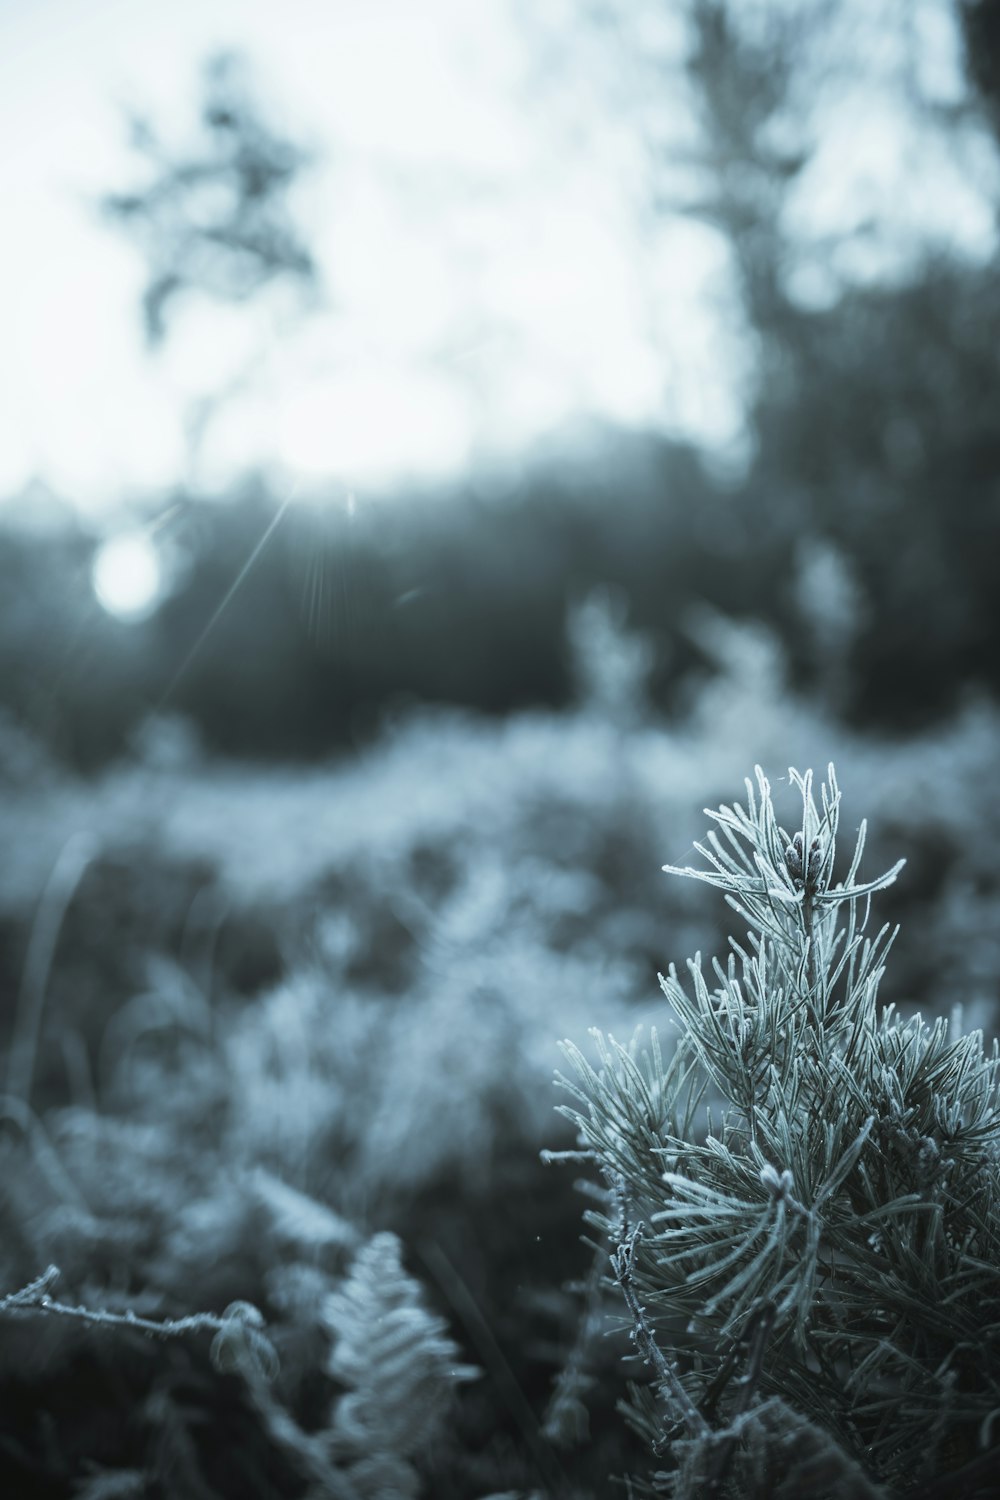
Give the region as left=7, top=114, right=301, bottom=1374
left=556, top=766, right=1000, bottom=1498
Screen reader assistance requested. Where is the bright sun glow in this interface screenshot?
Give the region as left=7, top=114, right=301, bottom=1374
left=276, top=371, right=472, bottom=483
left=0, top=0, right=990, bottom=512
left=92, top=532, right=163, bottom=619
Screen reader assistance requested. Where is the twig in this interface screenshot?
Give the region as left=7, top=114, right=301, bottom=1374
left=0, top=1265, right=61, bottom=1313
left=1, top=1270, right=358, bottom=1496
left=612, top=1226, right=709, bottom=1443
left=0, top=1265, right=227, bottom=1339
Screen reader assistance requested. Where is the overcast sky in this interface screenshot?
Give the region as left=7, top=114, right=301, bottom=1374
left=0, top=0, right=995, bottom=519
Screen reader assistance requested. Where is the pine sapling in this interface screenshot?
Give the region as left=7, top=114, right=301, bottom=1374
left=556, top=766, right=1000, bottom=1498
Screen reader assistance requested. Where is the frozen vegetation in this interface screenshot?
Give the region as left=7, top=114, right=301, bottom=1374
left=1, top=609, right=999, bottom=1496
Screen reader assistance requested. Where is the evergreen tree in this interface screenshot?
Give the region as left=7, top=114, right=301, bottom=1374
left=558, top=766, right=1000, bottom=1497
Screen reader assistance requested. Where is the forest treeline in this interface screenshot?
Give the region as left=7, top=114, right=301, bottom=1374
left=2, top=0, right=999, bottom=767
left=3, top=248, right=998, bottom=768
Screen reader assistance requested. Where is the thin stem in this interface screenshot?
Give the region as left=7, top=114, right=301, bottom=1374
left=6, top=833, right=97, bottom=1105
left=612, top=1226, right=709, bottom=1443
left=417, top=1239, right=567, bottom=1496
left=0, top=1265, right=227, bottom=1339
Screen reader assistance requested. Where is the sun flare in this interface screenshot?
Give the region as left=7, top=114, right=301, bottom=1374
left=92, top=532, right=163, bottom=620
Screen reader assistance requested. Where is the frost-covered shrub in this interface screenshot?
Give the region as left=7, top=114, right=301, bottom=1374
left=2, top=642, right=1000, bottom=1495
left=558, top=767, right=1000, bottom=1497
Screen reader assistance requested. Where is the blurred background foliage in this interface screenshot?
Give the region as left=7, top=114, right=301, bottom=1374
left=3, top=5, right=1000, bottom=764
left=2, top=2, right=1000, bottom=1496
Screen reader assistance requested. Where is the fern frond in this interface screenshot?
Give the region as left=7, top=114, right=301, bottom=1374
left=322, top=1232, right=478, bottom=1497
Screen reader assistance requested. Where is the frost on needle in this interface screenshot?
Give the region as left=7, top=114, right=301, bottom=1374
left=556, top=766, right=1000, bottom=1499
